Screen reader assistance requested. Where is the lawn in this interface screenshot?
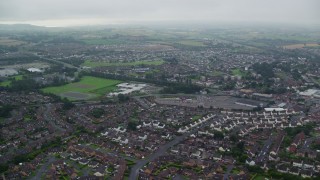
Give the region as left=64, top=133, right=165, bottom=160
left=254, top=175, right=267, bottom=180
left=231, top=168, right=241, bottom=174
left=231, top=68, right=247, bottom=77
left=82, top=59, right=165, bottom=67
left=192, top=115, right=202, bottom=121
left=41, top=76, right=122, bottom=100
left=211, top=70, right=223, bottom=77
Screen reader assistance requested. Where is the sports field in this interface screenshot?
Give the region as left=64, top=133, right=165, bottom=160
left=82, top=59, right=164, bottom=67
left=42, top=76, right=122, bottom=100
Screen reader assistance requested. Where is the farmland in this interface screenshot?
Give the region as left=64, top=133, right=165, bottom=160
left=82, top=59, right=165, bottom=67
left=283, top=43, right=320, bottom=49
left=41, top=76, right=122, bottom=100
left=178, top=40, right=206, bottom=47
left=0, top=38, right=26, bottom=46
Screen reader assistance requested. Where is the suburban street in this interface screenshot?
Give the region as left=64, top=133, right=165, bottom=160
left=255, top=137, right=273, bottom=163
left=30, top=156, right=56, bottom=180
left=129, top=115, right=215, bottom=180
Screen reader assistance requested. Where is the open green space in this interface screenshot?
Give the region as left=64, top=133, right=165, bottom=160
left=82, top=59, right=165, bottom=67
left=178, top=40, right=206, bottom=47
left=231, top=168, right=241, bottom=174
left=0, top=75, right=24, bottom=87
left=0, top=38, right=26, bottom=46
left=211, top=70, right=224, bottom=77
left=0, top=81, right=11, bottom=87
left=192, top=115, right=202, bottom=121
left=231, top=68, right=247, bottom=77
left=82, top=38, right=128, bottom=45
left=41, top=76, right=122, bottom=100
left=24, top=115, right=33, bottom=122
left=254, top=175, right=267, bottom=180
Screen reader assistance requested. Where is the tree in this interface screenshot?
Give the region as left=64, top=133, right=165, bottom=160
left=90, top=108, right=104, bottom=118
left=118, top=94, right=129, bottom=102
left=0, top=164, right=8, bottom=173
left=127, top=121, right=137, bottom=131
left=214, top=131, right=224, bottom=140
left=237, top=141, right=245, bottom=151
left=62, top=98, right=75, bottom=110
left=230, top=134, right=239, bottom=142
left=0, top=105, right=14, bottom=118
left=238, top=154, right=248, bottom=163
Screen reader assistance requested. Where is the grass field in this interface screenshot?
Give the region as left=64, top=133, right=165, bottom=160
left=192, top=115, right=202, bottom=121
left=178, top=40, right=206, bottom=47
left=231, top=68, right=247, bottom=77
left=0, top=81, right=11, bottom=87
left=283, top=43, right=320, bottom=49
left=42, top=76, right=122, bottom=100
left=0, top=38, right=26, bottom=46
left=82, top=39, right=128, bottom=45
left=82, top=59, right=165, bottom=67
left=211, top=70, right=224, bottom=77
left=0, top=75, right=24, bottom=87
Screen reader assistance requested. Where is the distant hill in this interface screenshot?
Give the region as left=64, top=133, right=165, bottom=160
left=0, top=24, right=47, bottom=31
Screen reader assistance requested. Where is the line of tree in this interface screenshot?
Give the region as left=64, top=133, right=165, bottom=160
left=81, top=71, right=203, bottom=94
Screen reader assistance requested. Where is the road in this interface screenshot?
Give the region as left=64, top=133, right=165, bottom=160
left=255, top=137, right=273, bottom=163
left=44, top=104, right=66, bottom=133
left=30, top=156, right=56, bottom=180
left=223, top=165, right=234, bottom=180
left=128, top=115, right=215, bottom=180
left=302, top=137, right=316, bottom=150
left=35, top=54, right=80, bottom=70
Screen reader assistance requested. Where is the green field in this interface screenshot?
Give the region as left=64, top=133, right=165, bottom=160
left=0, top=75, right=24, bottom=87
left=192, top=115, right=202, bottom=121
left=0, top=81, right=11, bottom=87
left=231, top=68, right=247, bottom=77
left=211, top=70, right=224, bottom=77
left=82, top=59, right=165, bottom=67
left=42, top=76, right=122, bottom=100
left=0, top=38, right=26, bottom=46
left=82, top=39, right=128, bottom=45
left=178, top=40, right=206, bottom=47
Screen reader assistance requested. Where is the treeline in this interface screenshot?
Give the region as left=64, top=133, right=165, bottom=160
left=12, top=137, right=62, bottom=165
left=0, top=45, right=19, bottom=52
left=252, top=62, right=275, bottom=80
left=285, top=122, right=315, bottom=137
left=0, top=105, right=14, bottom=118
left=10, top=79, right=39, bottom=91
left=59, top=58, right=85, bottom=67
left=160, top=84, right=202, bottom=94
left=81, top=71, right=203, bottom=94
left=0, top=55, right=39, bottom=66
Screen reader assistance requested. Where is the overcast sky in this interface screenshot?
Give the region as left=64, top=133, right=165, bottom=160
left=0, top=0, right=319, bottom=27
